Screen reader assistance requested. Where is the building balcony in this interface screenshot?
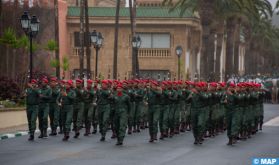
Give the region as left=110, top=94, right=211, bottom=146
left=138, top=48, right=171, bottom=58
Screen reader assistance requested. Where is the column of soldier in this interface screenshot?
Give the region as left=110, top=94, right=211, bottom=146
left=25, top=77, right=265, bottom=146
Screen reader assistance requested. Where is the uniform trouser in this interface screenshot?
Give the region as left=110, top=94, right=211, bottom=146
left=114, top=109, right=128, bottom=143
left=159, top=105, right=169, bottom=133
left=259, top=103, right=264, bottom=126
left=148, top=105, right=160, bottom=136
left=133, top=101, right=144, bottom=127
left=98, top=104, right=111, bottom=137
left=73, top=102, right=84, bottom=130
left=110, top=106, right=115, bottom=131
left=49, top=103, right=60, bottom=131
left=61, top=105, right=73, bottom=133
left=180, top=101, right=186, bottom=123
left=84, top=103, right=94, bottom=128
left=59, top=108, right=63, bottom=131
left=26, top=105, right=38, bottom=135
left=239, top=107, right=246, bottom=133
left=128, top=102, right=135, bottom=129
left=92, top=105, right=98, bottom=127
left=38, top=103, right=49, bottom=131
left=191, top=108, right=203, bottom=139
left=211, top=105, right=219, bottom=130
left=174, top=103, right=181, bottom=128
left=201, top=107, right=208, bottom=134
left=169, top=104, right=179, bottom=130
left=226, top=108, right=238, bottom=138
left=235, top=107, right=242, bottom=135
left=184, top=104, right=191, bottom=124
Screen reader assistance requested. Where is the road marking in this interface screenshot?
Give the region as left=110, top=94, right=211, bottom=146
left=264, top=116, right=279, bottom=126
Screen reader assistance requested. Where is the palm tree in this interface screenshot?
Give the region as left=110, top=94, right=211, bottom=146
left=0, top=28, right=17, bottom=77
left=164, top=0, right=273, bottom=80
left=79, top=0, right=85, bottom=78
left=84, top=0, right=91, bottom=78
left=61, top=57, right=70, bottom=79
left=113, top=0, right=121, bottom=79
left=54, top=0, right=60, bottom=79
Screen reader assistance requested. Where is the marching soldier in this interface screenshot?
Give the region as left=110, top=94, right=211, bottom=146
left=60, top=80, right=76, bottom=141
left=73, top=79, right=86, bottom=138
left=159, top=81, right=171, bottom=139
left=112, top=84, right=131, bottom=145
left=83, top=79, right=96, bottom=136
left=134, top=80, right=145, bottom=133
left=38, top=78, right=52, bottom=138
left=98, top=80, right=113, bottom=141
left=25, top=79, right=40, bottom=141
left=147, top=81, right=162, bottom=142
left=49, top=77, right=60, bottom=136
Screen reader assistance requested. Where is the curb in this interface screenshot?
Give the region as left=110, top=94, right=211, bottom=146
left=0, top=128, right=52, bottom=141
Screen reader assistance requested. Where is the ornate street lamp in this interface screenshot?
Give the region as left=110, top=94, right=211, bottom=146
left=20, top=11, right=40, bottom=82
left=132, top=35, right=141, bottom=78
left=91, top=30, right=103, bottom=79
left=176, top=45, right=183, bottom=80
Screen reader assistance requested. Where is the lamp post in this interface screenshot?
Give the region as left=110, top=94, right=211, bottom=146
left=175, top=45, right=183, bottom=80
left=132, top=35, right=141, bottom=78
left=20, top=11, right=40, bottom=82
left=91, top=30, right=103, bottom=79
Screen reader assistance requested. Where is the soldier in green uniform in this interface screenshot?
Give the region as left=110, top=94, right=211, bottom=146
left=184, top=81, right=193, bottom=131
left=98, top=80, right=113, bottom=141
left=257, top=84, right=265, bottom=131
left=25, top=79, right=40, bottom=141
left=224, top=82, right=239, bottom=145
left=91, top=81, right=99, bottom=134
left=169, top=82, right=179, bottom=137
left=72, top=79, right=86, bottom=138
left=38, top=78, right=52, bottom=138
left=127, top=81, right=135, bottom=134
left=190, top=82, right=207, bottom=144
left=49, top=77, right=60, bottom=136
left=112, top=84, right=131, bottom=145
left=134, top=80, right=145, bottom=132
left=159, top=81, right=171, bottom=139
left=180, top=81, right=191, bottom=132
left=147, top=81, right=162, bottom=142
left=60, top=80, right=76, bottom=141
left=83, top=79, right=96, bottom=136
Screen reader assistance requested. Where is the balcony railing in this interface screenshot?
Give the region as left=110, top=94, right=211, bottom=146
left=72, top=47, right=86, bottom=56
left=138, top=48, right=171, bottom=58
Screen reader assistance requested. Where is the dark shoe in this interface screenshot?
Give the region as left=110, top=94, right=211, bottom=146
left=84, top=128, right=90, bottom=136
left=100, top=137, right=105, bottom=141
left=28, top=135, right=34, bottom=141
left=227, top=138, right=233, bottom=145
left=128, top=129, right=132, bottom=135
left=74, top=132, right=80, bottom=138
left=116, top=142, right=123, bottom=145
left=149, top=138, right=154, bottom=143
left=153, top=134, right=158, bottom=141
left=159, top=134, right=164, bottom=140
left=43, top=129, right=48, bottom=138
left=92, top=129, right=97, bottom=134
left=38, top=131, right=43, bottom=138
left=62, top=133, right=69, bottom=141
left=111, top=132, right=116, bottom=139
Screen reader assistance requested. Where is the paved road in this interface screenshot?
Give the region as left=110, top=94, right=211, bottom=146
left=0, top=104, right=279, bottom=165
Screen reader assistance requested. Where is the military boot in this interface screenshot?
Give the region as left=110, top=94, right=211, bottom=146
left=38, top=130, right=44, bottom=138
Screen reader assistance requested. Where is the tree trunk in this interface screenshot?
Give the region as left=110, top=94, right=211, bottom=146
left=129, top=0, right=135, bottom=77
left=198, top=0, right=215, bottom=80
left=225, top=17, right=235, bottom=80
left=113, top=0, right=120, bottom=79
left=233, top=23, right=240, bottom=75
left=54, top=0, right=60, bottom=78
left=206, top=29, right=216, bottom=81
left=215, top=33, right=223, bottom=81
left=12, top=49, right=16, bottom=78
left=6, top=46, right=9, bottom=77
left=79, top=0, right=85, bottom=78
left=84, top=0, right=91, bottom=78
